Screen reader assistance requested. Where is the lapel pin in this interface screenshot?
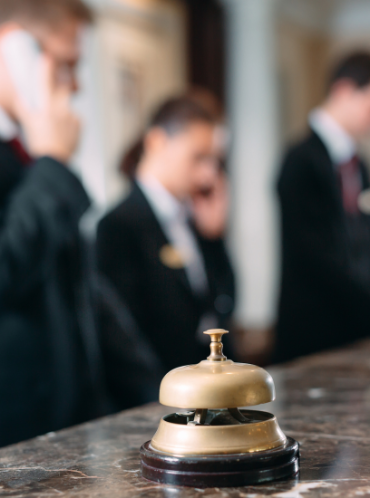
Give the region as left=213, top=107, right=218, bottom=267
left=159, top=245, right=186, bottom=269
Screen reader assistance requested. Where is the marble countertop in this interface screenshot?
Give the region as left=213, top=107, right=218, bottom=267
left=2, top=341, right=370, bottom=497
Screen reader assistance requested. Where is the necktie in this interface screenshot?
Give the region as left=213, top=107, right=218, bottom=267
left=337, top=155, right=361, bottom=215
left=8, top=137, right=32, bottom=167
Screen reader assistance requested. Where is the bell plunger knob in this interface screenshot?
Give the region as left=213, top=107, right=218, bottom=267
left=204, top=329, right=229, bottom=362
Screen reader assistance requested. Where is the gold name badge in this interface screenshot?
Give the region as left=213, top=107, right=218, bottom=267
left=159, top=245, right=186, bottom=270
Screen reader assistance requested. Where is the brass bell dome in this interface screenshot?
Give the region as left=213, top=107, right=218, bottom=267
left=160, top=329, right=275, bottom=409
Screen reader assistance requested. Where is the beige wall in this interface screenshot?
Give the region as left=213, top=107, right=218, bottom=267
left=98, top=0, right=187, bottom=203
left=278, top=21, right=330, bottom=142
left=75, top=0, right=187, bottom=206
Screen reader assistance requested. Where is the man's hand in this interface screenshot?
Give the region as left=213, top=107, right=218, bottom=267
left=15, top=55, right=80, bottom=164
left=192, top=172, right=229, bottom=240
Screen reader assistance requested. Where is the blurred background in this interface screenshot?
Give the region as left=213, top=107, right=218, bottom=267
left=73, top=0, right=370, bottom=360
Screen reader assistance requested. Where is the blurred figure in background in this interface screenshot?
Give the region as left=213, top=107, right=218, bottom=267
left=276, top=53, right=370, bottom=363
left=0, top=0, right=104, bottom=447
left=97, top=96, right=235, bottom=411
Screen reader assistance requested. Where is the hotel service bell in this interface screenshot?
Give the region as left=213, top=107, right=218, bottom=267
left=140, top=329, right=299, bottom=488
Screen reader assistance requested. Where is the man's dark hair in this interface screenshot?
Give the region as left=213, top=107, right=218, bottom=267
left=121, top=96, right=217, bottom=178
left=149, top=96, right=216, bottom=136
left=0, top=0, right=93, bottom=27
left=330, top=52, right=370, bottom=89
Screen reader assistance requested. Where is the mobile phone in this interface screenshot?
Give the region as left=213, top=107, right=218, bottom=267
left=0, top=29, right=43, bottom=110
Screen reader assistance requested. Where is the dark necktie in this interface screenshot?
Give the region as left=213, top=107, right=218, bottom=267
left=8, top=137, right=32, bottom=167
left=337, top=155, right=361, bottom=215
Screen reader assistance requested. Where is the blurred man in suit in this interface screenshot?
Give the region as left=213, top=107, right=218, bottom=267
left=0, top=0, right=105, bottom=447
left=97, top=97, right=235, bottom=410
left=276, top=53, right=370, bottom=363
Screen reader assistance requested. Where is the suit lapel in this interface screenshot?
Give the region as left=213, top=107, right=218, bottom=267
left=359, top=161, right=370, bottom=191
left=131, top=183, right=194, bottom=296
left=0, top=141, right=24, bottom=206
left=309, top=131, right=344, bottom=212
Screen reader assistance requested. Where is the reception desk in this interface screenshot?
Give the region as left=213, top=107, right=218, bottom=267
left=1, top=340, right=370, bottom=497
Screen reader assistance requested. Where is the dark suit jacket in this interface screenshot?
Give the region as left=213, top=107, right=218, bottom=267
left=0, top=141, right=102, bottom=447
left=97, top=182, right=235, bottom=410
left=275, top=131, right=370, bottom=363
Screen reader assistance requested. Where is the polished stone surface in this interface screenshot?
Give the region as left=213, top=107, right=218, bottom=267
left=2, top=340, right=370, bottom=496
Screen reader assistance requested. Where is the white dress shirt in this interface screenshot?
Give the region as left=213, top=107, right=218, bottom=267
left=138, top=175, right=209, bottom=296
left=309, top=108, right=357, bottom=166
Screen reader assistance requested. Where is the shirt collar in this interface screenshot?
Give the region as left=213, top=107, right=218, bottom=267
left=137, top=175, right=189, bottom=223
left=309, top=108, right=356, bottom=165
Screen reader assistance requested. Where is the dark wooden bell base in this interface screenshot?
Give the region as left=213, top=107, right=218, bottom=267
left=140, top=437, right=299, bottom=488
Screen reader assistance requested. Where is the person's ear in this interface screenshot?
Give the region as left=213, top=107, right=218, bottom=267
left=331, top=78, right=358, bottom=100
left=144, top=127, right=169, bottom=155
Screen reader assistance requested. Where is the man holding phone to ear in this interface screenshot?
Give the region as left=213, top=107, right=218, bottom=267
left=0, top=0, right=104, bottom=447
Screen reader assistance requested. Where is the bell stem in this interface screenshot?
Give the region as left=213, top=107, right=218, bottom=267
left=204, top=329, right=228, bottom=361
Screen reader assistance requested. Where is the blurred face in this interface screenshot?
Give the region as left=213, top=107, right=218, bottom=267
left=0, top=19, right=83, bottom=118
left=329, top=81, right=370, bottom=138
left=31, top=19, right=83, bottom=93
left=147, top=121, right=222, bottom=199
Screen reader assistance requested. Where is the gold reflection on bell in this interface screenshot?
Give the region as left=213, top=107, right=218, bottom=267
left=151, top=329, right=287, bottom=456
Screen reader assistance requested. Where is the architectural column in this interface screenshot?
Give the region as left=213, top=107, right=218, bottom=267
left=221, top=0, right=280, bottom=330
